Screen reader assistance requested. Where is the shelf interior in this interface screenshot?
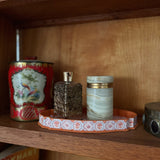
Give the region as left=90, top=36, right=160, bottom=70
left=0, top=2, right=160, bottom=159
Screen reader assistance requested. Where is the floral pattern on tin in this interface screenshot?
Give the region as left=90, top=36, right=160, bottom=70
left=62, top=120, right=73, bottom=130
left=51, top=119, right=61, bottom=129
left=95, top=121, right=104, bottom=131
left=73, top=121, right=83, bottom=131
left=12, top=68, right=46, bottom=105
left=105, top=121, right=115, bottom=130
left=84, top=121, right=94, bottom=131
left=115, top=120, right=126, bottom=130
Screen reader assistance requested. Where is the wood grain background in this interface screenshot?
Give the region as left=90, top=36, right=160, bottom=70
left=21, top=16, right=160, bottom=114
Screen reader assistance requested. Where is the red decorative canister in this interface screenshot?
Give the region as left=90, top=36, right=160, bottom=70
left=8, top=60, right=54, bottom=121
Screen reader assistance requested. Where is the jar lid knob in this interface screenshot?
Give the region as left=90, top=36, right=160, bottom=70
left=63, top=72, right=73, bottom=82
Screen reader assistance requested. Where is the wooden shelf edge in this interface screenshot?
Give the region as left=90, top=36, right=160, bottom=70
left=16, top=7, right=160, bottom=28
left=0, top=125, right=159, bottom=159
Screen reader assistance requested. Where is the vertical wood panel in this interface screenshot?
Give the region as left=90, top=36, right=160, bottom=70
left=22, top=16, right=160, bottom=115
left=59, top=17, right=160, bottom=114
left=0, top=16, right=16, bottom=113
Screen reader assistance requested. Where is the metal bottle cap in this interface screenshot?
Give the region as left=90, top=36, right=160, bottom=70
left=63, top=72, right=73, bottom=82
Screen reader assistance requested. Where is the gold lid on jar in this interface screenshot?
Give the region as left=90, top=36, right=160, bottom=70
left=87, top=76, right=113, bottom=89
left=87, top=83, right=113, bottom=88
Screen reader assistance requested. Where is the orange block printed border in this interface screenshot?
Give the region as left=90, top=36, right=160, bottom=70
left=38, top=109, right=138, bottom=133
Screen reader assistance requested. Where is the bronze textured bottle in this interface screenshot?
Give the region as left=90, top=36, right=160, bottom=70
left=54, top=72, right=82, bottom=118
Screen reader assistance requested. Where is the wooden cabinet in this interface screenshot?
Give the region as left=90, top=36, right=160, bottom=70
left=0, top=1, right=160, bottom=159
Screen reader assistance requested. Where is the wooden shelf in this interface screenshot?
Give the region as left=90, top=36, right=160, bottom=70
left=1, top=0, right=160, bottom=28
left=0, top=1, right=160, bottom=159
left=0, top=114, right=160, bottom=159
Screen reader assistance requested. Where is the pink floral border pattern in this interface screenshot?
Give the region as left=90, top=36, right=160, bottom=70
left=38, top=109, right=138, bottom=133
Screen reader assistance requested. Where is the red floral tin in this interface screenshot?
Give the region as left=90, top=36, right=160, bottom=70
left=8, top=60, right=54, bottom=121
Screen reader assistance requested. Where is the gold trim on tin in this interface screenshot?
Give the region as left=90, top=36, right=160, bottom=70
left=87, top=83, right=113, bottom=89
left=10, top=62, right=53, bottom=67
